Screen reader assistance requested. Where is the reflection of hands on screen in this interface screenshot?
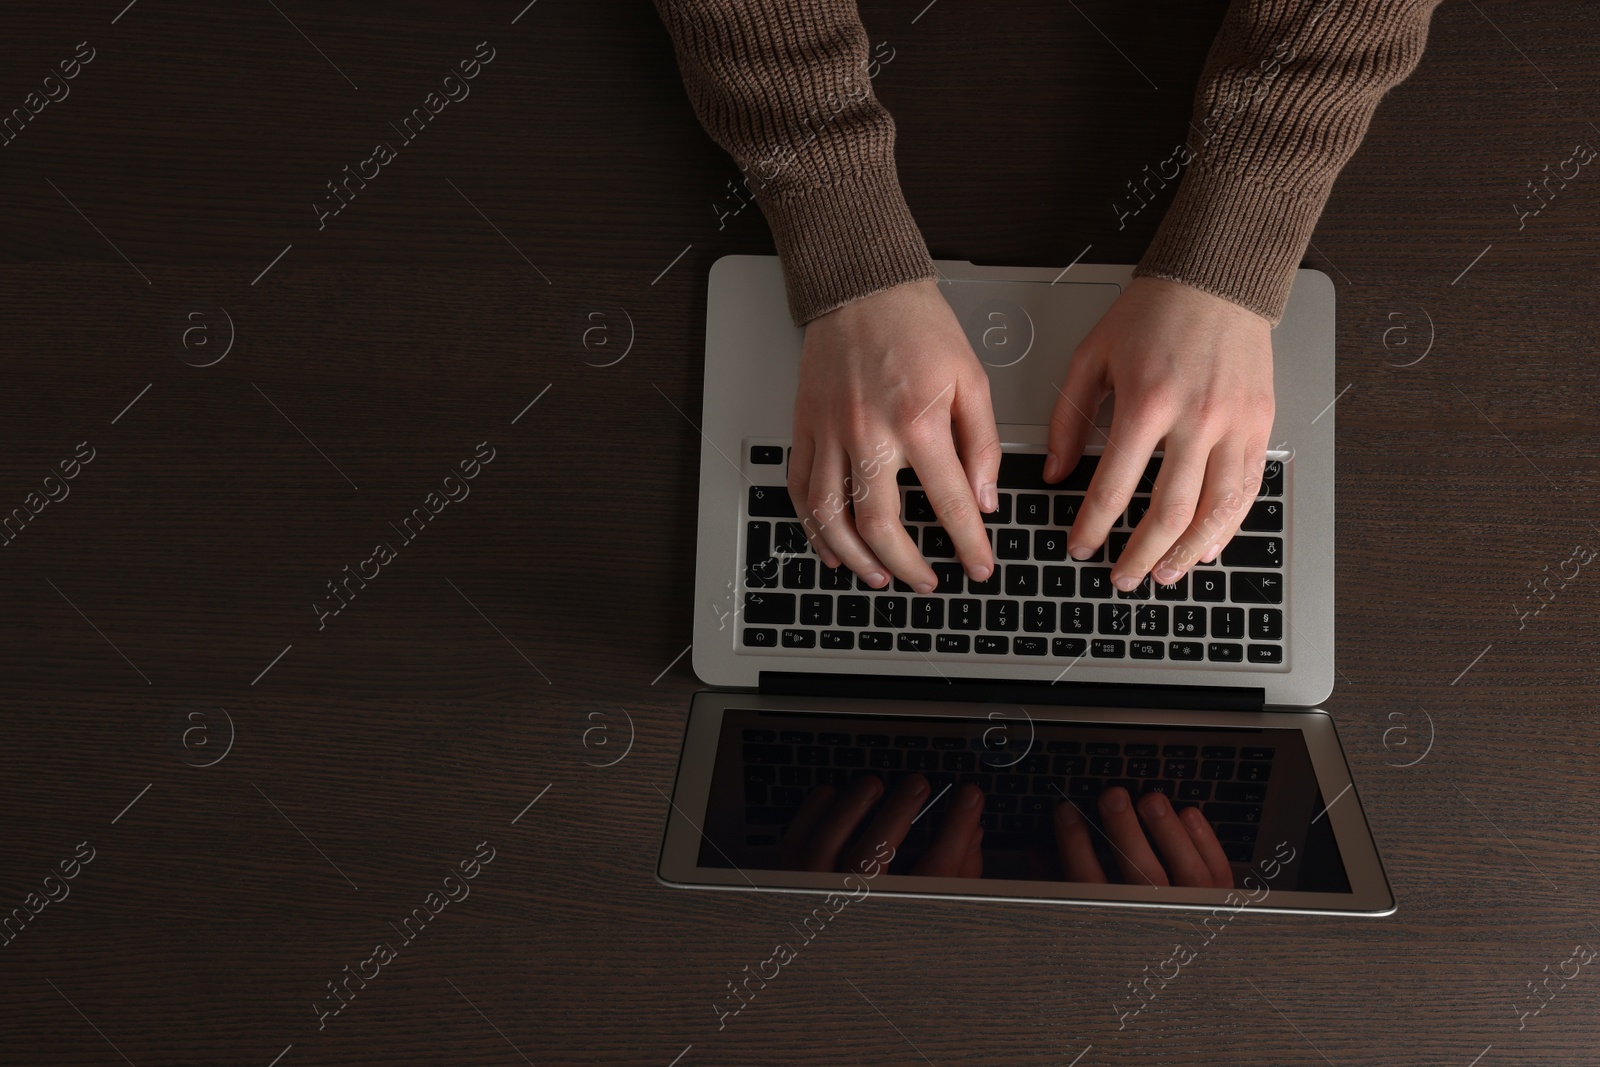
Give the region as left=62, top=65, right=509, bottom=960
left=777, top=773, right=985, bottom=878
left=1053, top=786, right=1233, bottom=888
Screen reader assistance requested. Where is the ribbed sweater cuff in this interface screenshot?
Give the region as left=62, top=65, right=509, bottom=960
left=1134, top=160, right=1329, bottom=327
left=760, top=167, right=938, bottom=325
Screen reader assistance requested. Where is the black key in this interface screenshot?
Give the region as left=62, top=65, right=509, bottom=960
left=781, top=758, right=816, bottom=781
left=782, top=557, right=816, bottom=589
left=1052, top=637, right=1088, bottom=657
left=820, top=564, right=854, bottom=590
left=1172, top=606, right=1206, bottom=638
left=936, top=633, right=970, bottom=653
left=1125, top=743, right=1158, bottom=757
left=968, top=570, right=1001, bottom=595
left=1126, top=757, right=1160, bottom=778
left=912, top=598, right=944, bottom=629
left=995, top=452, right=1049, bottom=489
left=1016, top=494, right=1049, bottom=525
left=903, top=490, right=936, bottom=522
left=1053, top=754, right=1086, bottom=775
left=1178, top=781, right=1211, bottom=801
left=1043, top=566, right=1075, bottom=597
left=1022, top=794, right=1053, bottom=815
left=800, top=595, right=832, bottom=626
left=775, top=522, right=809, bottom=554
left=858, top=631, right=892, bottom=651
left=1215, top=823, right=1259, bottom=844
left=1068, top=776, right=1103, bottom=798
left=743, top=627, right=777, bottom=647
left=1193, top=570, right=1226, bottom=602
left=746, top=763, right=776, bottom=784
left=982, top=495, right=1013, bottom=524
left=833, top=747, right=866, bottom=767
left=944, top=751, right=976, bottom=772
left=820, top=630, right=854, bottom=649
left=1260, top=460, right=1284, bottom=497
left=1203, top=802, right=1263, bottom=824
left=1169, top=640, right=1203, bottom=661
left=1240, top=747, right=1275, bottom=761
left=747, top=520, right=772, bottom=562
left=1249, top=608, right=1284, bottom=640
left=744, top=743, right=793, bottom=764
left=837, top=595, right=869, bottom=627
left=1108, top=532, right=1129, bottom=563
left=1231, top=571, right=1284, bottom=604
left=1207, top=642, right=1244, bottom=662
left=986, top=599, right=1019, bottom=632
left=897, top=633, right=932, bottom=652
left=975, top=635, right=1008, bottom=654
left=1098, top=603, right=1131, bottom=635
left=986, top=793, right=1019, bottom=813
left=1086, top=742, right=1119, bottom=756
left=748, top=485, right=796, bottom=517
left=907, top=750, right=940, bottom=771
left=1222, top=842, right=1255, bottom=863
left=1054, top=454, right=1099, bottom=491
left=1135, top=605, right=1169, bottom=636
left=1237, top=761, right=1272, bottom=782
left=743, top=729, right=776, bottom=742
left=818, top=732, right=851, bottom=746
left=932, top=737, right=965, bottom=750
left=781, top=628, right=816, bottom=648
left=1023, top=601, right=1056, bottom=632
left=1242, top=498, right=1284, bottom=532
left=1164, top=759, right=1197, bottom=779
left=857, top=734, right=889, bottom=746
left=1222, top=536, right=1283, bottom=569
left=997, top=773, right=1031, bottom=794
left=1033, top=529, right=1068, bottom=561
left=949, top=598, right=982, bottom=630
left=1202, top=746, right=1237, bottom=759
left=1216, top=782, right=1266, bottom=803
left=750, top=445, right=783, bottom=464
left=894, top=735, right=927, bottom=749
left=922, top=525, right=956, bottom=558
left=1091, top=639, right=1125, bottom=658
left=1152, top=578, right=1188, bottom=606
left=1127, top=496, right=1151, bottom=527
left=870, top=748, right=904, bottom=771
left=1054, top=494, right=1084, bottom=527
left=931, top=562, right=964, bottom=594
left=1018, top=753, right=1049, bottom=774
left=1248, top=644, right=1283, bottom=663
left=1047, top=740, right=1082, bottom=754
left=1062, top=604, right=1094, bottom=634
left=746, top=555, right=780, bottom=589
left=1013, top=636, right=1047, bottom=655
left=1201, top=760, right=1233, bottom=780
left=1130, top=640, right=1163, bottom=659
left=1212, top=607, right=1245, bottom=639
left=1005, top=564, right=1039, bottom=597
left=1163, top=745, right=1196, bottom=757
left=873, top=596, right=907, bottom=628
left=1116, top=576, right=1153, bottom=601
left=1079, top=568, right=1113, bottom=598
left=744, top=592, right=795, bottom=624
left=997, top=529, right=1030, bottom=559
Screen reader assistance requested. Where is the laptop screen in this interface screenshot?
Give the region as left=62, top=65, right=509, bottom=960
left=696, top=707, right=1350, bottom=895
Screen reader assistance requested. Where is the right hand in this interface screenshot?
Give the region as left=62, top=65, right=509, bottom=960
left=789, top=278, right=1001, bottom=592
left=1053, top=786, right=1233, bottom=888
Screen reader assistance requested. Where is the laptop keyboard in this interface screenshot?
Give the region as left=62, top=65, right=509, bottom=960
left=741, top=727, right=1275, bottom=863
left=738, top=449, right=1288, bottom=669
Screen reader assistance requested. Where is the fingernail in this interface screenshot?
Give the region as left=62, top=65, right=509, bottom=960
left=914, top=581, right=934, bottom=595
left=1113, top=574, right=1139, bottom=592
left=1069, top=545, right=1094, bottom=561
left=971, top=563, right=992, bottom=581
left=910, top=775, right=929, bottom=797
left=1043, top=453, right=1058, bottom=480
left=1201, top=543, right=1222, bottom=564
left=1102, top=787, right=1128, bottom=813
left=1154, top=565, right=1181, bottom=584
left=960, top=787, right=981, bottom=810
left=867, top=571, right=888, bottom=587
left=980, top=482, right=998, bottom=513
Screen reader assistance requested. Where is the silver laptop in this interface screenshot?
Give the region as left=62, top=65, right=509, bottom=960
left=659, top=255, right=1392, bottom=916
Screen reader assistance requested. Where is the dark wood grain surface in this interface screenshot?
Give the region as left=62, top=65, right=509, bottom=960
left=2, top=1, right=1598, bottom=1064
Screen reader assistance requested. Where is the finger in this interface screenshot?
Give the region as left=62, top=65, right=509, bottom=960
left=777, top=783, right=837, bottom=869
left=912, top=783, right=984, bottom=875
left=1156, top=434, right=1255, bottom=580
left=1178, top=804, right=1236, bottom=887
left=1068, top=407, right=1163, bottom=568
left=957, top=821, right=984, bottom=879
left=802, top=446, right=891, bottom=589
left=1098, top=786, right=1169, bottom=887
left=903, top=431, right=994, bottom=583
left=1053, top=800, right=1108, bottom=883
left=843, top=774, right=929, bottom=875
left=800, top=775, right=883, bottom=872
left=1116, top=434, right=1207, bottom=589
left=1045, top=340, right=1106, bottom=484
left=950, top=370, right=1003, bottom=516
left=1134, top=791, right=1212, bottom=888
left=852, top=458, right=937, bottom=592
left=786, top=436, right=839, bottom=569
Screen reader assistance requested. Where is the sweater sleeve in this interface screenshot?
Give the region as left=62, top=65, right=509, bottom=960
left=652, top=0, right=936, bottom=325
left=1133, top=0, right=1445, bottom=325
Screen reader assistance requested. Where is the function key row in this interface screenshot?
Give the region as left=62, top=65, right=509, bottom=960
left=741, top=629, right=1283, bottom=662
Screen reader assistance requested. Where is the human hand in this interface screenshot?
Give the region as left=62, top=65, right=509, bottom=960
left=1045, top=275, right=1274, bottom=591
left=777, top=774, right=985, bottom=877
left=789, top=278, right=1001, bottom=593
left=1053, top=786, right=1233, bottom=888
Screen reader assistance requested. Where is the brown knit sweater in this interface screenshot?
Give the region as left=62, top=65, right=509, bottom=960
left=654, top=0, right=1444, bottom=327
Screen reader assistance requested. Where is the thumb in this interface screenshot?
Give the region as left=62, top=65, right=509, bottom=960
left=1046, top=340, right=1106, bottom=482
left=951, top=370, right=1003, bottom=512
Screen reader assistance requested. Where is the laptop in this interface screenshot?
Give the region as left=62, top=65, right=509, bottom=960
left=658, top=255, right=1393, bottom=916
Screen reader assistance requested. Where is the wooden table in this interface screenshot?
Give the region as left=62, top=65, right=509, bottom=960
left=3, top=1, right=1598, bottom=1064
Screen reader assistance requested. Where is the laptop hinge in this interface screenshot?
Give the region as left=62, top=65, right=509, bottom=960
left=758, top=672, right=1265, bottom=712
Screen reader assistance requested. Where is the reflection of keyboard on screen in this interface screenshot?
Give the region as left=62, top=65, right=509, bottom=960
left=739, top=725, right=1276, bottom=866
left=739, top=448, right=1288, bottom=668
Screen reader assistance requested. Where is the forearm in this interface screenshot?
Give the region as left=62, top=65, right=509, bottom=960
left=652, top=0, right=935, bottom=324
left=1133, top=0, right=1446, bottom=325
